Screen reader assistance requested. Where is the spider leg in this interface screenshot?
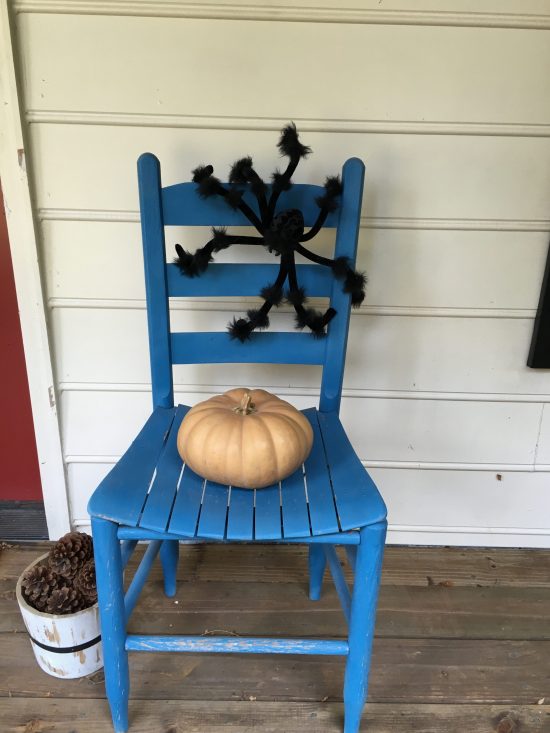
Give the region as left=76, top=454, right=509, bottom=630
left=299, top=175, right=342, bottom=242
left=294, top=243, right=334, bottom=267
left=299, top=208, right=329, bottom=242
left=216, top=182, right=264, bottom=233
left=287, top=251, right=336, bottom=338
left=209, top=228, right=265, bottom=247
left=192, top=165, right=264, bottom=233
left=294, top=243, right=367, bottom=307
left=267, top=123, right=311, bottom=219
left=229, top=157, right=269, bottom=224
left=174, top=230, right=266, bottom=277
left=228, top=257, right=289, bottom=342
left=267, top=158, right=299, bottom=220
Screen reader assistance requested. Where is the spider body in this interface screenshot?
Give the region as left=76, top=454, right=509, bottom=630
left=265, top=209, right=304, bottom=255
left=174, top=124, right=366, bottom=341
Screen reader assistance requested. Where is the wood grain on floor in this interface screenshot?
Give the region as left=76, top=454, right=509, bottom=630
left=1, top=542, right=549, bottom=732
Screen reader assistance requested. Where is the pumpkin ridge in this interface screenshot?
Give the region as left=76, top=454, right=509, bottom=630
left=266, top=411, right=312, bottom=454
left=223, top=416, right=242, bottom=488
left=202, top=417, right=232, bottom=480
left=239, top=415, right=246, bottom=488
left=178, top=409, right=224, bottom=471
left=254, top=413, right=280, bottom=484
left=181, top=409, right=218, bottom=436
left=256, top=403, right=303, bottom=417
left=188, top=398, right=228, bottom=414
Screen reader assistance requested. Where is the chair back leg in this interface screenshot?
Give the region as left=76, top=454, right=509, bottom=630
left=92, top=517, right=130, bottom=733
left=343, top=521, right=387, bottom=733
left=160, top=540, right=180, bottom=597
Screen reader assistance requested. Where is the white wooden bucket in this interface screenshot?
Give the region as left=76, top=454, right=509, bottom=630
left=16, top=553, right=103, bottom=679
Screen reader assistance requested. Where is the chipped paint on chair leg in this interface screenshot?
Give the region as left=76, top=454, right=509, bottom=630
left=343, top=521, right=387, bottom=733
left=160, top=539, right=179, bottom=597
left=92, top=517, right=130, bottom=733
left=308, top=543, right=327, bottom=600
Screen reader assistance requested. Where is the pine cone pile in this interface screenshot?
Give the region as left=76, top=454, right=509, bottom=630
left=20, top=564, right=60, bottom=610
left=49, top=531, right=93, bottom=580
left=74, top=559, right=98, bottom=606
left=46, top=587, right=83, bottom=615
left=20, top=532, right=97, bottom=615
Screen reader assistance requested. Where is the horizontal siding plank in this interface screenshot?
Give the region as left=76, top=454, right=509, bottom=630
left=18, top=14, right=550, bottom=124
left=29, top=125, right=550, bottom=221
left=26, top=111, right=550, bottom=138
left=59, top=390, right=542, bottom=464
left=367, top=467, right=550, bottom=531
left=68, top=463, right=550, bottom=541
left=12, top=0, right=550, bottom=24
left=41, top=220, right=550, bottom=310
left=50, top=307, right=550, bottom=395
left=535, top=404, right=550, bottom=464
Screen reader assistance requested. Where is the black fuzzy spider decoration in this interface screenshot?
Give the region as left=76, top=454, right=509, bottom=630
left=174, top=123, right=366, bottom=342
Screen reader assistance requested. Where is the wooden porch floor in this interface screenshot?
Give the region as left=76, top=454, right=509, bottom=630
left=1, top=542, right=549, bottom=732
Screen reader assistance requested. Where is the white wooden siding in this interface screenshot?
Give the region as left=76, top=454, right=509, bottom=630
left=9, top=0, right=550, bottom=544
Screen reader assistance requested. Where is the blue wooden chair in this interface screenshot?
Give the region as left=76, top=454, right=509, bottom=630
left=88, top=152, right=387, bottom=732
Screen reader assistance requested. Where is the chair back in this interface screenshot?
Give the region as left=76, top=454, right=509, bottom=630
left=137, top=152, right=365, bottom=414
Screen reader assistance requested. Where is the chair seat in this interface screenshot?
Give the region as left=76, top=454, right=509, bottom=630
left=88, top=406, right=386, bottom=540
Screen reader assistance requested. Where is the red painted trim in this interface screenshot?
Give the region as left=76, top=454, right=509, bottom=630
left=0, top=184, right=42, bottom=500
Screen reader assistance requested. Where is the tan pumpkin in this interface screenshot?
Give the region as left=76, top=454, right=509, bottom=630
left=177, top=388, right=313, bottom=489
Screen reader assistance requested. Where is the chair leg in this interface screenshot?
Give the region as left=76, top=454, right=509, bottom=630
left=308, top=544, right=327, bottom=600
left=92, top=517, right=130, bottom=733
left=343, top=521, right=387, bottom=733
left=160, top=539, right=179, bottom=597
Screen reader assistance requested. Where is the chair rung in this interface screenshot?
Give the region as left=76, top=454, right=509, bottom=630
left=120, top=539, right=138, bottom=568
left=324, top=545, right=352, bottom=623
left=125, top=635, right=349, bottom=656
left=117, top=526, right=361, bottom=545
left=124, top=540, right=162, bottom=621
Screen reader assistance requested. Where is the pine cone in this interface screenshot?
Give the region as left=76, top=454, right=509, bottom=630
left=48, top=532, right=93, bottom=580
left=21, top=564, right=60, bottom=612
left=74, top=559, right=97, bottom=607
left=46, top=586, right=83, bottom=615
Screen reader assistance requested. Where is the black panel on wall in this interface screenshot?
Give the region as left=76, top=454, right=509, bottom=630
left=528, top=240, right=550, bottom=368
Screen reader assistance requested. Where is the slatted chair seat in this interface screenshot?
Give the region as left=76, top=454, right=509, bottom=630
left=88, top=151, right=387, bottom=733
left=88, top=405, right=386, bottom=541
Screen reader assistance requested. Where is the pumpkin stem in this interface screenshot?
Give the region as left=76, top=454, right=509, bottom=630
left=234, top=391, right=256, bottom=415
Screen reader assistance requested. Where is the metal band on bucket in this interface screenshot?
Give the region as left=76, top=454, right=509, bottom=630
left=29, top=633, right=101, bottom=654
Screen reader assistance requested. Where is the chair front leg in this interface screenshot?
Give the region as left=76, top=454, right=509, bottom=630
left=92, top=517, right=130, bottom=733
left=308, top=544, right=326, bottom=600
left=343, top=520, right=387, bottom=733
left=160, top=539, right=179, bottom=597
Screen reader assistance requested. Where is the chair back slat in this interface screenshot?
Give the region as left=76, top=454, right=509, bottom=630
left=162, top=182, right=340, bottom=228
left=171, top=332, right=326, bottom=365
left=138, top=152, right=365, bottom=413
left=167, top=262, right=333, bottom=298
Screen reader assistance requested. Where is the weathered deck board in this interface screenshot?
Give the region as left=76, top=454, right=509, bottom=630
left=1, top=700, right=549, bottom=733
left=2, top=543, right=549, bottom=731
left=2, top=578, right=549, bottom=640
left=2, top=542, right=549, bottom=587
left=1, top=634, right=548, bottom=704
